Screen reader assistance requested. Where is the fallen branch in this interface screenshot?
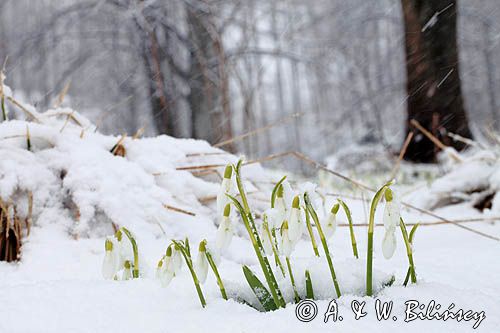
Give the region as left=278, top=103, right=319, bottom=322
left=163, top=204, right=196, bottom=216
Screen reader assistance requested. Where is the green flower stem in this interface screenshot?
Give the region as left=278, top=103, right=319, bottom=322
left=305, top=270, right=314, bottom=299
left=366, top=181, right=393, bottom=296
left=399, top=218, right=417, bottom=285
left=304, top=194, right=341, bottom=298
left=286, top=257, right=300, bottom=303
left=205, top=251, right=228, bottom=300
left=304, top=208, right=320, bottom=257
left=120, top=227, right=140, bottom=278
left=270, top=228, right=282, bottom=270
left=172, top=240, right=207, bottom=308
left=263, top=217, right=286, bottom=277
left=234, top=160, right=251, bottom=213
left=271, top=176, right=287, bottom=208
left=232, top=160, right=286, bottom=307
left=337, top=199, right=358, bottom=259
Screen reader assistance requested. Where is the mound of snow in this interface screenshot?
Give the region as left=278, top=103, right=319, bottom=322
left=0, top=105, right=272, bottom=242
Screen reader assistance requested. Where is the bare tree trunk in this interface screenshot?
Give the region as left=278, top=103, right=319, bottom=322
left=401, top=0, right=472, bottom=162
left=483, top=22, right=499, bottom=130
left=187, top=2, right=233, bottom=150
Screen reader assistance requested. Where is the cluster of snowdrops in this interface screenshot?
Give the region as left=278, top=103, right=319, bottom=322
left=102, top=160, right=419, bottom=310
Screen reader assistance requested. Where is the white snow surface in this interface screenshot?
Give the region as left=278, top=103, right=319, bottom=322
left=0, top=103, right=499, bottom=332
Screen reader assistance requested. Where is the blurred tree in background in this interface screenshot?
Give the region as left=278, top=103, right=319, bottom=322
left=401, top=0, right=472, bottom=162
left=0, top=0, right=499, bottom=169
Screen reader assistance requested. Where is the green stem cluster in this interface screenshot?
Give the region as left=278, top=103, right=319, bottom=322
left=304, top=193, right=341, bottom=298
left=229, top=160, right=286, bottom=309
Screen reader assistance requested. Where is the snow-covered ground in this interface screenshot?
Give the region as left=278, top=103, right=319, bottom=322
left=0, top=95, right=499, bottom=332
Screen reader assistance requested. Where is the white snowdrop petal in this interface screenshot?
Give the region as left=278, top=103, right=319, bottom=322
left=215, top=216, right=233, bottom=251
left=216, top=178, right=232, bottom=216
left=102, top=251, right=118, bottom=280
left=287, top=208, right=303, bottom=242
left=194, top=252, right=208, bottom=284
left=281, top=230, right=295, bottom=257
left=382, top=230, right=397, bottom=259
left=122, top=267, right=132, bottom=280
left=324, top=213, right=337, bottom=239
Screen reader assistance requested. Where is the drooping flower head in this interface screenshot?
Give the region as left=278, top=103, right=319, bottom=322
left=157, top=245, right=176, bottom=287
left=102, top=237, right=119, bottom=280
left=215, top=203, right=234, bottom=251
left=194, top=240, right=209, bottom=284
left=280, top=220, right=295, bottom=257
left=381, top=187, right=399, bottom=259
left=269, top=184, right=287, bottom=228
left=383, top=188, right=400, bottom=230
left=122, top=260, right=132, bottom=280
left=287, top=196, right=303, bottom=242
left=217, top=165, right=233, bottom=217
left=324, top=203, right=339, bottom=239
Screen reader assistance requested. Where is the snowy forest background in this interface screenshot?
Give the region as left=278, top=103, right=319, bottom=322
left=1, top=0, right=499, bottom=168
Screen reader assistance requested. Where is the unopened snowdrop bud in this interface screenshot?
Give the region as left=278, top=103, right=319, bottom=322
left=280, top=220, right=295, bottom=257
left=217, top=165, right=233, bottom=216
left=324, top=204, right=339, bottom=239
left=215, top=204, right=233, bottom=251
left=260, top=221, right=273, bottom=256
left=383, top=188, right=400, bottom=230
left=382, top=229, right=397, bottom=259
left=102, top=238, right=119, bottom=280
left=122, top=260, right=132, bottom=280
left=287, top=196, right=303, bottom=242
left=268, top=185, right=287, bottom=229
left=194, top=240, right=209, bottom=284
left=158, top=247, right=175, bottom=287
left=172, top=244, right=183, bottom=274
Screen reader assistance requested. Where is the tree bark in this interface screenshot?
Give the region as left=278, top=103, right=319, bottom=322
left=401, top=0, right=472, bottom=163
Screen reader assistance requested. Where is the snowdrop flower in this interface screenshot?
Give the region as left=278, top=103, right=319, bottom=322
left=280, top=220, right=295, bottom=257
left=194, top=241, right=209, bottom=284
left=381, top=188, right=398, bottom=259
left=260, top=221, right=273, bottom=256
left=216, top=165, right=233, bottom=217
left=287, top=196, right=303, bottom=242
left=215, top=204, right=233, bottom=251
left=122, top=260, right=132, bottom=280
left=324, top=203, right=339, bottom=239
left=102, top=237, right=119, bottom=280
left=115, top=229, right=134, bottom=268
left=383, top=188, right=400, bottom=230
left=172, top=244, right=183, bottom=274
left=157, top=247, right=175, bottom=287
left=268, top=184, right=287, bottom=228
